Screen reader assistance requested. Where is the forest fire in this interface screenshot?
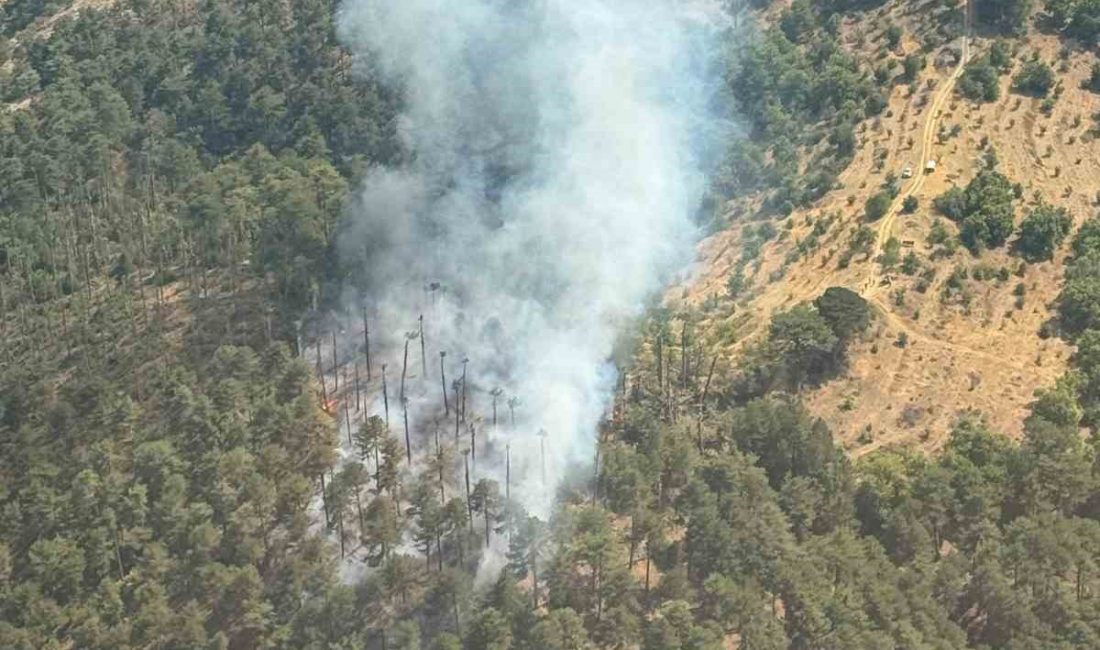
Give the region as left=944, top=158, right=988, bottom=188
left=336, top=0, right=716, bottom=516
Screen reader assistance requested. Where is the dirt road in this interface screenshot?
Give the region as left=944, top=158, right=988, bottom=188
left=863, top=0, right=972, bottom=295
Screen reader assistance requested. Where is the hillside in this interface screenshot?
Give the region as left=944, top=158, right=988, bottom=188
left=4, top=1, right=1100, bottom=650
left=672, top=0, right=1100, bottom=454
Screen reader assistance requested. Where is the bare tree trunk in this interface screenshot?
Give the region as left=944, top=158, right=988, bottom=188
left=355, top=362, right=361, bottom=411
left=332, top=331, right=339, bottom=391
left=700, top=356, right=717, bottom=406
left=440, top=351, right=449, bottom=415
left=381, top=364, right=390, bottom=426
left=354, top=481, right=365, bottom=541
left=419, top=314, right=427, bottom=377
left=491, top=391, right=498, bottom=428
left=344, top=402, right=353, bottom=447
left=362, top=307, right=372, bottom=381
left=400, top=338, right=409, bottom=401
left=464, top=452, right=474, bottom=534
left=437, top=432, right=446, bottom=504
left=316, top=339, right=328, bottom=404
left=454, top=384, right=461, bottom=442
left=484, top=507, right=491, bottom=547
left=402, top=398, right=412, bottom=464
left=337, top=506, right=346, bottom=558
left=460, top=357, right=468, bottom=423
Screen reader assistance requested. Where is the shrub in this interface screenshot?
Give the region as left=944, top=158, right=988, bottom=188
left=933, top=169, right=1017, bottom=252
left=1016, top=202, right=1072, bottom=261
left=1013, top=60, right=1056, bottom=97
left=864, top=191, right=892, bottom=221
left=959, top=56, right=1002, bottom=102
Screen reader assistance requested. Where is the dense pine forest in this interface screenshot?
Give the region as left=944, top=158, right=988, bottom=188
left=3, top=0, right=1100, bottom=649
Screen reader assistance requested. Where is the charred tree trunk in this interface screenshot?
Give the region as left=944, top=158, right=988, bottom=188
left=362, top=307, right=372, bottom=381
left=470, top=425, right=477, bottom=469
left=460, top=357, right=468, bottom=423
left=402, top=398, right=412, bottom=464
left=344, top=402, right=353, bottom=447
left=440, top=351, right=449, bottom=415
left=400, top=337, right=409, bottom=401
left=419, top=314, right=427, bottom=377
left=316, top=339, right=327, bottom=404
left=331, top=331, right=339, bottom=391
left=464, top=451, right=474, bottom=534
left=381, top=364, right=390, bottom=426
left=454, top=384, right=461, bottom=442
left=354, top=362, right=361, bottom=411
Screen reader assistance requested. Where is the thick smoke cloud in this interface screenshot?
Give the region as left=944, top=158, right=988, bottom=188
left=337, top=0, right=721, bottom=515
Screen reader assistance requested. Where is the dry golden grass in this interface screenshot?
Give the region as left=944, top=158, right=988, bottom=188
left=668, top=2, right=1096, bottom=453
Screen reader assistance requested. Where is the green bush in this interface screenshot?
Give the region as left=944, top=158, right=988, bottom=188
left=1016, top=202, right=1072, bottom=261
left=958, top=56, right=1002, bottom=102
left=864, top=191, right=892, bottom=221
left=1013, top=59, right=1056, bottom=97
left=933, top=170, right=1017, bottom=252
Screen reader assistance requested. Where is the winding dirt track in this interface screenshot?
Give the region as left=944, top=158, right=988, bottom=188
left=863, top=0, right=972, bottom=295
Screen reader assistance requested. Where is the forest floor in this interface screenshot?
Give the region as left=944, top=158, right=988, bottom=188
left=668, top=0, right=1099, bottom=453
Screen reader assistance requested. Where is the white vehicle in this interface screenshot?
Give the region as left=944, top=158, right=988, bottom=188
left=901, top=166, right=913, bottom=179
left=926, top=159, right=937, bottom=173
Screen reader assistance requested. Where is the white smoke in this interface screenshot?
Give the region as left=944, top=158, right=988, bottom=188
left=336, top=0, right=724, bottom=516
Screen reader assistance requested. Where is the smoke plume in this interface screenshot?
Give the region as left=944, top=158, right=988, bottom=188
left=337, top=0, right=722, bottom=515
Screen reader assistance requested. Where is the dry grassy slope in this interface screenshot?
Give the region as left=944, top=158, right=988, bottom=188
left=669, top=1, right=1100, bottom=454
